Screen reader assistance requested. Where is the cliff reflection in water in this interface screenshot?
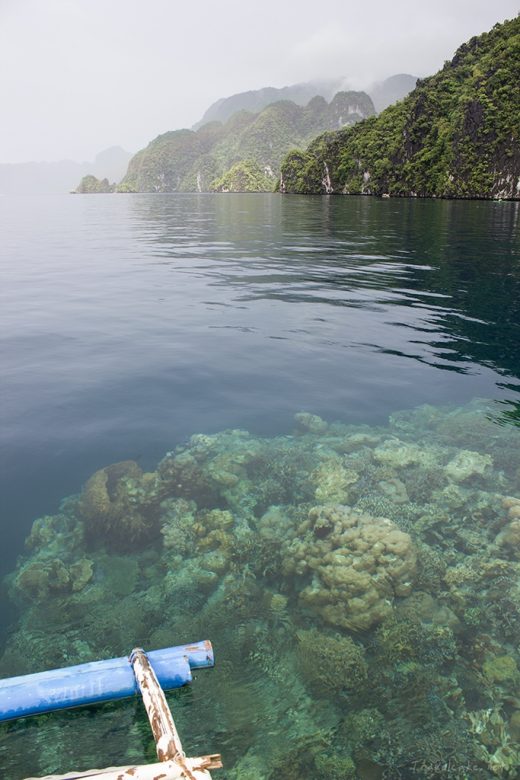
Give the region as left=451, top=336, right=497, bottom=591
left=128, top=194, right=520, bottom=389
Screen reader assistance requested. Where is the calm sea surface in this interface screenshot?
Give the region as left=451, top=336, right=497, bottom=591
left=1, top=193, right=520, bottom=777
left=1, top=194, right=519, bottom=567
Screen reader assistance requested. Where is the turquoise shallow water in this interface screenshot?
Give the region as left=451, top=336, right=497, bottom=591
left=0, top=194, right=520, bottom=778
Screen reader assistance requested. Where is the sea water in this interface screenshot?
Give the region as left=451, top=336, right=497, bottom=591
left=0, top=194, right=519, bottom=779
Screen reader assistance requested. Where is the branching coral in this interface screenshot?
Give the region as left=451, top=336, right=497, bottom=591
left=296, top=628, right=368, bottom=695
left=468, top=708, right=520, bottom=777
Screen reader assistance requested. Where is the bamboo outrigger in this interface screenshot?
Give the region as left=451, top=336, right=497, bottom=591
left=0, top=642, right=222, bottom=780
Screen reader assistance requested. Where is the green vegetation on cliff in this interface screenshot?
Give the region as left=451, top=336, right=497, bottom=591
left=280, top=17, right=520, bottom=199
left=119, top=92, right=375, bottom=193
left=211, top=159, right=274, bottom=192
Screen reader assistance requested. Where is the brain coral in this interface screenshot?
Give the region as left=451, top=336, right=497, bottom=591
left=279, top=505, right=416, bottom=631
left=296, top=628, right=368, bottom=695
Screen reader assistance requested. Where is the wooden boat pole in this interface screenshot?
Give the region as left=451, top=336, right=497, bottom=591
left=25, top=759, right=222, bottom=780
left=129, top=648, right=222, bottom=779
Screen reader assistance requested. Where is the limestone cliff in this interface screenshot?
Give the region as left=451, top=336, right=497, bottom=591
left=280, top=17, right=520, bottom=200
left=119, top=91, right=375, bottom=193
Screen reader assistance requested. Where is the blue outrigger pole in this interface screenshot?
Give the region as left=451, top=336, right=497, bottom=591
left=0, top=642, right=222, bottom=780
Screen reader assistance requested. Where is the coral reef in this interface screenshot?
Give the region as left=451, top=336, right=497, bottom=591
left=1, top=399, right=520, bottom=779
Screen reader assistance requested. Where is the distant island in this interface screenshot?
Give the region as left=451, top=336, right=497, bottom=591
left=75, top=175, right=116, bottom=194
left=280, top=16, right=520, bottom=200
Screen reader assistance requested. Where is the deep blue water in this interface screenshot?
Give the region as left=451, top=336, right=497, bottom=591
left=1, top=192, right=519, bottom=577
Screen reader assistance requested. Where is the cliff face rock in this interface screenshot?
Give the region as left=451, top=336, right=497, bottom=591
left=280, top=17, right=520, bottom=200
left=119, top=91, right=375, bottom=193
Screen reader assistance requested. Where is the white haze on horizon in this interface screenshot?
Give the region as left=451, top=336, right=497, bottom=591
left=0, top=0, right=517, bottom=163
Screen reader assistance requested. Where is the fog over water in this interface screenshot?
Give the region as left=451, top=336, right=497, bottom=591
left=0, top=0, right=518, bottom=163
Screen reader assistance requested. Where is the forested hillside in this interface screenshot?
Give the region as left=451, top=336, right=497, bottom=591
left=280, top=17, right=520, bottom=199
left=119, top=92, right=374, bottom=193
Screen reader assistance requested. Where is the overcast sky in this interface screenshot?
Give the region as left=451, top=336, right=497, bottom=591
left=0, top=0, right=517, bottom=163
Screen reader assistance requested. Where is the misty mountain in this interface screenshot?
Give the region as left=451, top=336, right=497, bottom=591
left=0, top=147, right=132, bottom=195
left=192, top=80, right=346, bottom=129
left=193, top=75, right=417, bottom=130
left=369, top=74, right=418, bottom=112
left=119, top=91, right=375, bottom=193
left=280, top=16, right=520, bottom=199
left=88, top=147, right=133, bottom=183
